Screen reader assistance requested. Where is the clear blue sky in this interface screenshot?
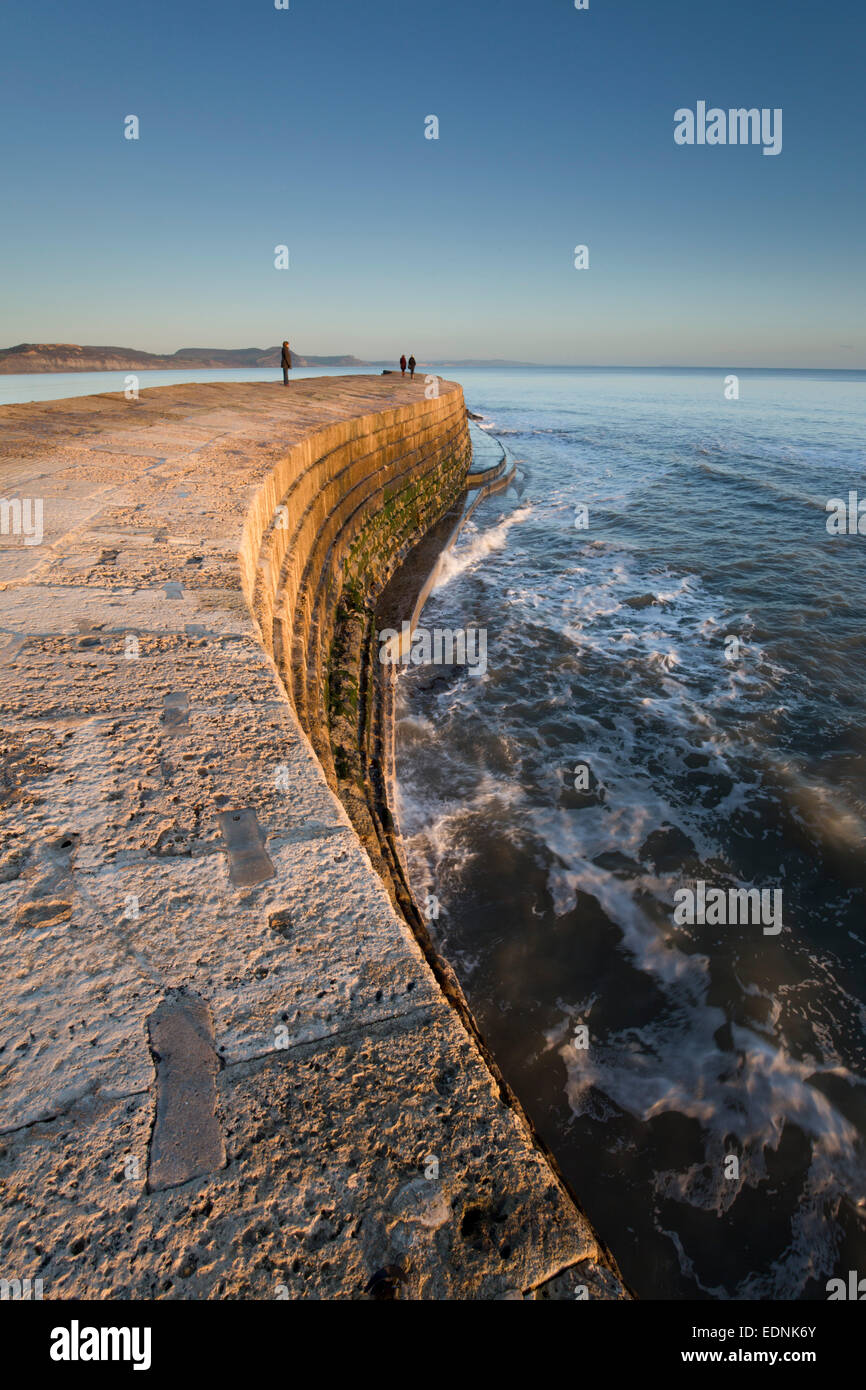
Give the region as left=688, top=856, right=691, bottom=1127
left=1, top=0, right=863, bottom=366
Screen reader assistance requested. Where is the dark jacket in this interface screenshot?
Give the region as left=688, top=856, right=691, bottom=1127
left=281, top=345, right=292, bottom=368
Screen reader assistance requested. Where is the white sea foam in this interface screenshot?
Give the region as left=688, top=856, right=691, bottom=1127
left=433, top=504, right=532, bottom=588
left=771, top=758, right=866, bottom=852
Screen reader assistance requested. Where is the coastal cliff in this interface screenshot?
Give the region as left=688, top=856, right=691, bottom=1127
left=0, top=342, right=369, bottom=373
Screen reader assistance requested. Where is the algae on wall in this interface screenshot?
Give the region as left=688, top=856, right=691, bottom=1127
left=250, top=383, right=472, bottom=915
left=326, top=448, right=470, bottom=910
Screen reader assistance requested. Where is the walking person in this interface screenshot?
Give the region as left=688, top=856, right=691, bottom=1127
left=400, top=354, right=407, bottom=376
left=281, top=340, right=292, bottom=386
left=408, top=354, right=416, bottom=380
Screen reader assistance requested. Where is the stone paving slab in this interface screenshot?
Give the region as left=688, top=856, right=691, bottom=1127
left=0, top=1014, right=602, bottom=1300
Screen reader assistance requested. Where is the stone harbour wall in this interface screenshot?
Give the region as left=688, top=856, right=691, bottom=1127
left=0, top=376, right=627, bottom=1300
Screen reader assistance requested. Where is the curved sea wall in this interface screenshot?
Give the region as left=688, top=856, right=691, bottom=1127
left=244, top=380, right=472, bottom=907
left=0, top=376, right=627, bottom=1300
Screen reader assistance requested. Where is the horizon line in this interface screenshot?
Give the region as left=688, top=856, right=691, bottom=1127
left=2, top=346, right=864, bottom=375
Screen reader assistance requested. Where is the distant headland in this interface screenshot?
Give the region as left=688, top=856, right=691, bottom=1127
left=0, top=342, right=372, bottom=373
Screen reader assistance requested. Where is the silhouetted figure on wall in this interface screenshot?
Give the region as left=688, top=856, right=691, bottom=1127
left=281, top=340, right=292, bottom=386
left=400, top=355, right=407, bottom=376
left=408, top=355, right=416, bottom=379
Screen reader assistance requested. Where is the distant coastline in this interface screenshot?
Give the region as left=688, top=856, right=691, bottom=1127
left=0, top=343, right=553, bottom=374
left=2, top=344, right=863, bottom=376
left=0, top=342, right=371, bottom=374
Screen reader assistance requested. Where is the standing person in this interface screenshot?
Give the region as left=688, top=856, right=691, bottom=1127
left=408, top=355, right=416, bottom=379
left=281, top=340, right=292, bottom=386
left=400, top=354, right=407, bottom=376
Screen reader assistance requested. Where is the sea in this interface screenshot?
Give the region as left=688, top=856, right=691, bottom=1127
left=391, top=366, right=866, bottom=1301
left=0, top=364, right=374, bottom=406
left=5, top=364, right=865, bottom=1300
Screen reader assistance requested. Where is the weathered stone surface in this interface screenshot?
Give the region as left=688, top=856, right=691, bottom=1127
left=0, top=378, right=627, bottom=1298
left=0, top=1017, right=600, bottom=1299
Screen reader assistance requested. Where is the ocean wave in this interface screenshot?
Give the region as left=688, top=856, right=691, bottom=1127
left=432, top=503, right=533, bottom=588
left=551, top=1003, right=865, bottom=1296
